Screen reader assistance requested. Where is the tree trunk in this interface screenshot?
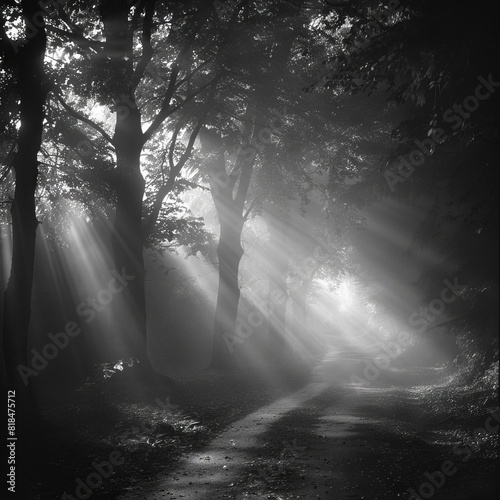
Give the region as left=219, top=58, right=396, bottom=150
left=212, top=214, right=245, bottom=367
left=110, top=106, right=148, bottom=362
left=2, top=0, right=46, bottom=421
left=100, top=0, right=154, bottom=377
left=1, top=1, right=47, bottom=494
left=200, top=116, right=257, bottom=368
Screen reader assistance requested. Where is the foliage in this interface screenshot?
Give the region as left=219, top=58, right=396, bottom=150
left=305, top=0, right=498, bottom=361
left=82, top=357, right=140, bottom=386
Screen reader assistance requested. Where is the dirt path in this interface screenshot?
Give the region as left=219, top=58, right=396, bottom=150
left=117, top=359, right=329, bottom=500
left=117, top=349, right=498, bottom=500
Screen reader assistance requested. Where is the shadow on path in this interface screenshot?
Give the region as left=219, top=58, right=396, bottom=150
left=119, top=348, right=499, bottom=499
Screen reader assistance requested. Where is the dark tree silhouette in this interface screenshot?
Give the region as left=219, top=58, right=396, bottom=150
left=1, top=0, right=48, bottom=428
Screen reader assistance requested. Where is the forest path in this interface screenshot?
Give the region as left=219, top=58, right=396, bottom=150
left=119, top=347, right=497, bottom=500
left=118, top=354, right=331, bottom=500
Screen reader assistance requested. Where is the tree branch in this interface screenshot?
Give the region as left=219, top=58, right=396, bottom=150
left=130, top=0, right=148, bottom=31
left=143, top=86, right=216, bottom=237
left=234, top=106, right=257, bottom=210
left=142, top=1, right=211, bottom=143
left=143, top=75, right=220, bottom=143
left=142, top=64, right=180, bottom=142
left=131, top=0, right=156, bottom=91
left=54, top=92, right=114, bottom=145
left=167, top=122, right=182, bottom=171
left=45, top=25, right=104, bottom=53
left=243, top=200, right=256, bottom=220
left=171, top=75, right=223, bottom=115
left=173, top=57, right=214, bottom=91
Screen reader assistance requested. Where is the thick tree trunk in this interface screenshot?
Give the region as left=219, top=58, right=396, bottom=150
left=1, top=1, right=47, bottom=495
left=109, top=105, right=168, bottom=385
left=2, top=166, right=40, bottom=421
left=212, top=214, right=245, bottom=367
left=110, top=107, right=148, bottom=362
left=100, top=0, right=155, bottom=378
left=2, top=0, right=46, bottom=424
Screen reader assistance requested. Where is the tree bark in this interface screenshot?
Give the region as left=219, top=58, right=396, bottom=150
left=1, top=1, right=47, bottom=494
left=213, top=213, right=245, bottom=367
left=110, top=110, right=147, bottom=361
left=99, top=0, right=205, bottom=382
left=2, top=0, right=47, bottom=418
left=99, top=0, right=154, bottom=377
left=200, top=114, right=257, bottom=368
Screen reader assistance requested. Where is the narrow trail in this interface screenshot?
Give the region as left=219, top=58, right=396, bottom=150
left=119, top=358, right=330, bottom=500
left=118, top=347, right=497, bottom=500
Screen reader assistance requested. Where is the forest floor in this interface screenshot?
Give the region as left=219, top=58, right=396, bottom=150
left=30, top=346, right=498, bottom=500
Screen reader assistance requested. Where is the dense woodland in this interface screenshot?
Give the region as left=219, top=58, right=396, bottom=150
left=0, top=1, right=498, bottom=498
